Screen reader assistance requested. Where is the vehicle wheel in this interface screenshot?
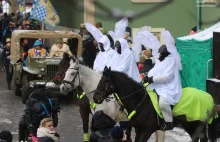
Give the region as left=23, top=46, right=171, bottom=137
left=22, top=75, right=31, bottom=104
left=14, top=81, right=21, bottom=96
left=52, top=112, right=59, bottom=127
left=19, top=116, right=27, bottom=142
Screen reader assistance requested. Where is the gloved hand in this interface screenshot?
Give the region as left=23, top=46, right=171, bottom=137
left=143, top=76, right=154, bottom=84
left=7, top=56, right=10, bottom=59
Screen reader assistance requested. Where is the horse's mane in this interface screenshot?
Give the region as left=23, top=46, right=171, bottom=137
left=79, top=64, right=101, bottom=78
left=111, top=71, right=143, bottom=89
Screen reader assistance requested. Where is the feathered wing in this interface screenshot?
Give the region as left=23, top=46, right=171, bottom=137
left=85, top=23, right=104, bottom=41
left=162, top=30, right=182, bottom=70
left=132, top=30, right=160, bottom=62
left=114, top=17, right=128, bottom=40
left=108, top=31, right=116, bottom=43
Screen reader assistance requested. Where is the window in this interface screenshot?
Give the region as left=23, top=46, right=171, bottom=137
left=2, top=0, right=9, bottom=13
left=131, top=0, right=166, bottom=3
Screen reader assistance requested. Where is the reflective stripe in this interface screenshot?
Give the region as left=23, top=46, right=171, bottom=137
left=115, top=93, right=123, bottom=106
left=90, top=102, right=97, bottom=109
left=77, top=92, right=86, bottom=99
left=84, top=133, right=89, bottom=141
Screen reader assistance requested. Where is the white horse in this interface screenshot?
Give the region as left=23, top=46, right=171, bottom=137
left=60, top=57, right=165, bottom=142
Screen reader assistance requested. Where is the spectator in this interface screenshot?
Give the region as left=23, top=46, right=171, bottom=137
left=29, top=18, right=39, bottom=30
left=95, top=22, right=107, bottom=35
left=0, top=131, right=13, bottom=142
left=1, top=38, right=13, bottom=90
left=110, top=126, right=127, bottom=142
left=25, top=21, right=32, bottom=30
left=2, top=22, right=15, bottom=45
left=37, top=118, right=59, bottom=142
left=90, top=110, right=116, bottom=142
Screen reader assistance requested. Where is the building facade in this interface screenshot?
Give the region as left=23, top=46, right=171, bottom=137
left=44, top=0, right=220, bottom=38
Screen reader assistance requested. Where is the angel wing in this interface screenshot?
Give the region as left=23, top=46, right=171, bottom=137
left=85, top=23, right=103, bottom=41
left=114, top=17, right=128, bottom=40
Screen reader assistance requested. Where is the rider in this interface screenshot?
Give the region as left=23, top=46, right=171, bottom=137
left=93, top=35, right=115, bottom=74
left=110, top=38, right=141, bottom=83
left=144, top=30, right=182, bottom=131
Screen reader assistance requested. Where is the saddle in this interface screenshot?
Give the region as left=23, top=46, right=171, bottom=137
left=147, top=87, right=215, bottom=124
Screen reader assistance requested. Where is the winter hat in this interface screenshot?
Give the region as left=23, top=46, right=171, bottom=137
left=110, top=126, right=124, bottom=140
left=56, top=39, right=62, bottom=44
left=33, top=40, right=42, bottom=47
left=0, top=131, right=13, bottom=142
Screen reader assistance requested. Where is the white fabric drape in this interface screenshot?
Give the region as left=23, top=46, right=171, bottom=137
left=111, top=38, right=141, bottom=83
left=147, top=30, right=182, bottom=105
left=132, top=30, right=160, bottom=63
left=93, top=36, right=115, bottom=74
left=161, top=30, right=182, bottom=70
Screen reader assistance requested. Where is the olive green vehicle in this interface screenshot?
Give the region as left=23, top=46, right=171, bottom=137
left=10, top=30, right=82, bottom=104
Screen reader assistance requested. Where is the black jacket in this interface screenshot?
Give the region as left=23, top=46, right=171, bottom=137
left=38, top=137, right=55, bottom=142
left=90, top=110, right=116, bottom=142
left=1, top=46, right=10, bottom=66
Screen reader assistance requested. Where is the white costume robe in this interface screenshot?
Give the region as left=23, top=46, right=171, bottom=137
left=93, top=36, right=115, bottom=74
left=147, top=55, right=182, bottom=105
left=111, top=38, right=141, bottom=83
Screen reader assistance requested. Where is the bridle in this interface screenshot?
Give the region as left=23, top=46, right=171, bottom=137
left=62, top=66, right=80, bottom=89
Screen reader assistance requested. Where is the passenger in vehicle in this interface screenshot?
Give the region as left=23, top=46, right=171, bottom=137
left=38, top=39, right=49, bottom=53
left=27, top=40, right=47, bottom=66
left=49, top=39, right=72, bottom=57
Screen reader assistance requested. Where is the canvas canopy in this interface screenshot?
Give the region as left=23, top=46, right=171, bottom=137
left=176, top=22, right=220, bottom=91
left=10, top=30, right=82, bottom=64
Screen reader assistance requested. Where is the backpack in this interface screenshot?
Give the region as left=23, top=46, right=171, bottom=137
left=95, top=131, right=110, bottom=142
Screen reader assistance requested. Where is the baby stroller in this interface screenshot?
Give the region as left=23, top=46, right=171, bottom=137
left=18, top=88, right=61, bottom=142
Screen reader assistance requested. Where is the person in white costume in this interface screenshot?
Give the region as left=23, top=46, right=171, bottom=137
left=145, top=30, right=182, bottom=131
left=111, top=38, right=141, bottom=83
left=85, top=23, right=115, bottom=75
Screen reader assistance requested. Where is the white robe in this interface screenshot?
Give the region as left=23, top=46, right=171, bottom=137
left=93, top=36, right=115, bottom=74
left=111, top=38, right=141, bottom=83
left=147, top=55, right=182, bottom=105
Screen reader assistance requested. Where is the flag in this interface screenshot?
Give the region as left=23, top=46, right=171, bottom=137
left=17, top=0, right=26, bottom=13
left=30, top=0, right=60, bottom=29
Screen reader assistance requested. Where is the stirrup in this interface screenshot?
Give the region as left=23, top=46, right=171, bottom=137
left=160, top=122, right=173, bottom=131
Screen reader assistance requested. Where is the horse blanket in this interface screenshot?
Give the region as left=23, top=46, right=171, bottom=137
left=147, top=87, right=216, bottom=124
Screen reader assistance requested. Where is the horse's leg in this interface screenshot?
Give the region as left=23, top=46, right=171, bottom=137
left=78, top=98, right=91, bottom=142
left=134, top=127, right=140, bottom=142
left=139, top=129, right=155, bottom=142
left=155, top=130, right=165, bottom=142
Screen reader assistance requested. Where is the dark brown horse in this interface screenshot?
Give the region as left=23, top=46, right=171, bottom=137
left=93, top=66, right=218, bottom=142
left=53, top=53, right=91, bottom=142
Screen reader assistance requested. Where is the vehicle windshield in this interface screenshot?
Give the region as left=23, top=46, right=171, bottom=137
left=20, top=38, right=76, bottom=66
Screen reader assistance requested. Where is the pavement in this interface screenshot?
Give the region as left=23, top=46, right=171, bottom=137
left=0, top=63, right=196, bottom=142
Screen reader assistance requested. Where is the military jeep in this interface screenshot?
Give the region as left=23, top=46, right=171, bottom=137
left=10, top=30, right=82, bottom=103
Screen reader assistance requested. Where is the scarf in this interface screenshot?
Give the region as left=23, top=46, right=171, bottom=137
left=37, top=127, right=59, bottom=142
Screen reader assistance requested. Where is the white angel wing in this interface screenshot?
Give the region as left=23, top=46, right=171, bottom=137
left=114, top=17, right=128, bottom=40
left=85, top=23, right=103, bottom=41
left=162, top=30, right=182, bottom=70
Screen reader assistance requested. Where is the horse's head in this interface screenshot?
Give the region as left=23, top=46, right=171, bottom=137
left=53, top=53, right=71, bottom=85
left=60, top=56, right=80, bottom=95
left=93, top=66, right=115, bottom=104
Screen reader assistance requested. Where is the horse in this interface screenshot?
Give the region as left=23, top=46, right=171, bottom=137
left=93, top=66, right=218, bottom=142
left=54, top=54, right=131, bottom=142
left=56, top=56, right=167, bottom=142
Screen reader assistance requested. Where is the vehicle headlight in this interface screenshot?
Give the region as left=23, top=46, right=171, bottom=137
left=39, top=67, right=45, bottom=72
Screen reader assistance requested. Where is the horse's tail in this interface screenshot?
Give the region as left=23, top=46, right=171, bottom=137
left=208, top=111, right=219, bottom=142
